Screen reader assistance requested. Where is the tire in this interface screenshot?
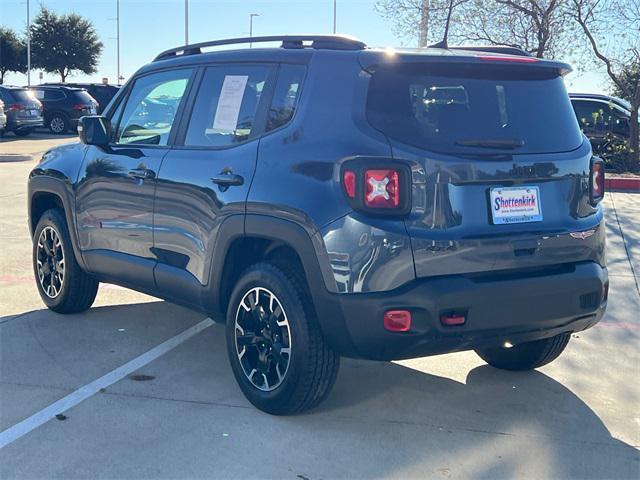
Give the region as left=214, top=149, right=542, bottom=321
left=226, top=262, right=340, bottom=415
left=13, top=128, right=32, bottom=137
left=475, top=333, right=571, bottom=371
left=32, top=209, right=98, bottom=313
left=48, top=114, right=69, bottom=134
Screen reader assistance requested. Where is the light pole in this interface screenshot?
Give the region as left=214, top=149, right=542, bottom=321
left=26, top=0, right=31, bottom=86
left=333, top=0, right=337, bottom=34
left=116, top=0, right=120, bottom=84
left=185, top=0, right=189, bottom=45
left=249, top=13, right=259, bottom=48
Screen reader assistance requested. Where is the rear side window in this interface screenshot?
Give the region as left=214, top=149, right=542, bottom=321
left=573, top=100, right=630, bottom=136
left=266, top=64, right=305, bottom=132
left=367, top=64, right=583, bottom=154
left=184, top=65, right=271, bottom=147
left=44, top=90, right=65, bottom=100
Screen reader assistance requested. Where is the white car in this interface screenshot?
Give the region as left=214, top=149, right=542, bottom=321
left=0, top=100, right=7, bottom=134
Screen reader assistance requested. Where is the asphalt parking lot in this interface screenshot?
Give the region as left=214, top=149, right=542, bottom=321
left=1, top=133, right=639, bottom=479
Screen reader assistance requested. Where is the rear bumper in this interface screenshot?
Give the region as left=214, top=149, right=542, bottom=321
left=317, top=261, right=607, bottom=360
left=8, top=118, right=44, bottom=130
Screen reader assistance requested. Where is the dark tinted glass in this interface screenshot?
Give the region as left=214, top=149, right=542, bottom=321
left=610, top=110, right=630, bottom=136
left=572, top=101, right=604, bottom=132
left=184, top=65, right=271, bottom=147
left=44, top=90, right=65, bottom=100
left=69, top=90, right=96, bottom=104
left=266, top=64, right=305, bottom=132
left=87, top=87, right=111, bottom=104
left=572, top=100, right=628, bottom=135
left=367, top=64, right=583, bottom=154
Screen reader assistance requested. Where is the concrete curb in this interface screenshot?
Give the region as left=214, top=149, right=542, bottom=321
left=606, top=177, right=640, bottom=193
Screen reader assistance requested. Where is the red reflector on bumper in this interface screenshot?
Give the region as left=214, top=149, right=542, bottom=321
left=440, top=314, right=466, bottom=326
left=384, top=310, right=411, bottom=332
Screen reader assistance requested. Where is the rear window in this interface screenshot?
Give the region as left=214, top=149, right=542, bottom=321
left=367, top=64, right=583, bottom=154
left=4, top=89, right=35, bottom=103
left=69, top=90, right=95, bottom=104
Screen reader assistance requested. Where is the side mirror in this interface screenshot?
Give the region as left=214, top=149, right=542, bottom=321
left=78, top=116, right=110, bottom=147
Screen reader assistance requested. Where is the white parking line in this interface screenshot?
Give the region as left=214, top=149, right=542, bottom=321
left=0, top=317, right=215, bottom=449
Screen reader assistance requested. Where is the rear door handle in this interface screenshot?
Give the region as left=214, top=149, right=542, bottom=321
left=211, top=172, right=244, bottom=188
left=128, top=167, right=156, bottom=180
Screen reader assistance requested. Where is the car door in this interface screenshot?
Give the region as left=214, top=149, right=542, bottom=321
left=152, top=64, right=275, bottom=303
left=76, top=68, right=194, bottom=290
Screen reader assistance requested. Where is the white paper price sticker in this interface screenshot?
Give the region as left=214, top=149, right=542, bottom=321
left=212, top=75, right=248, bottom=132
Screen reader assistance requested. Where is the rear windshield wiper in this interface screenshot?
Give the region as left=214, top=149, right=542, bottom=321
left=455, top=138, right=524, bottom=149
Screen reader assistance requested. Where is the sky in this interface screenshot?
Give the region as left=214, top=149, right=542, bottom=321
left=0, top=0, right=611, bottom=93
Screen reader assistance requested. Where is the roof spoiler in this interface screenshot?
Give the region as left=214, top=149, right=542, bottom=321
left=447, top=45, right=533, bottom=57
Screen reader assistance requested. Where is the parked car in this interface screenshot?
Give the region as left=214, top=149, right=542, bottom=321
left=569, top=93, right=635, bottom=157
left=42, top=83, right=120, bottom=114
left=28, top=35, right=608, bottom=415
left=0, top=100, right=7, bottom=134
left=0, top=85, right=44, bottom=137
left=30, top=85, right=98, bottom=134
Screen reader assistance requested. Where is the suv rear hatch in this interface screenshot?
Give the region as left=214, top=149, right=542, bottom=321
left=66, top=89, right=98, bottom=117
left=5, top=89, right=42, bottom=120
left=362, top=51, right=604, bottom=278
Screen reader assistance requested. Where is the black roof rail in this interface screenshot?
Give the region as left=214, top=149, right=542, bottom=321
left=448, top=45, right=533, bottom=57
left=154, top=34, right=367, bottom=61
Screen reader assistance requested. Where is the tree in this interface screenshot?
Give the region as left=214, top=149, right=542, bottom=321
left=30, top=7, right=103, bottom=82
left=0, top=27, right=26, bottom=84
left=376, top=0, right=469, bottom=47
left=570, top=0, right=640, bottom=172
left=455, top=0, right=573, bottom=58
left=377, top=0, right=572, bottom=57
left=612, top=64, right=639, bottom=104
left=437, top=0, right=473, bottom=48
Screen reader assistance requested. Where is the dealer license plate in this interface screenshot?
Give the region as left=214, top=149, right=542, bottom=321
left=490, top=186, right=543, bottom=224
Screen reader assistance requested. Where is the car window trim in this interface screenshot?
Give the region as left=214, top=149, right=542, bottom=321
left=109, top=67, right=196, bottom=149
left=572, top=98, right=631, bottom=117
left=171, top=66, right=205, bottom=147
left=172, top=62, right=277, bottom=151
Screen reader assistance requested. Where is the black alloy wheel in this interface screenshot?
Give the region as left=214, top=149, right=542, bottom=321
left=234, top=286, right=292, bottom=392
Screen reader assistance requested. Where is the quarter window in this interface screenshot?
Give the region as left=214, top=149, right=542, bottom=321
left=184, top=66, right=271, bottom=147
left=115, top=69, right=192, bottom=146
left=266, top=64, right=305, bottom=132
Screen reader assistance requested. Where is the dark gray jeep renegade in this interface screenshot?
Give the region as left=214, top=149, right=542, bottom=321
left=28, top=35, right=608, bottom=414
